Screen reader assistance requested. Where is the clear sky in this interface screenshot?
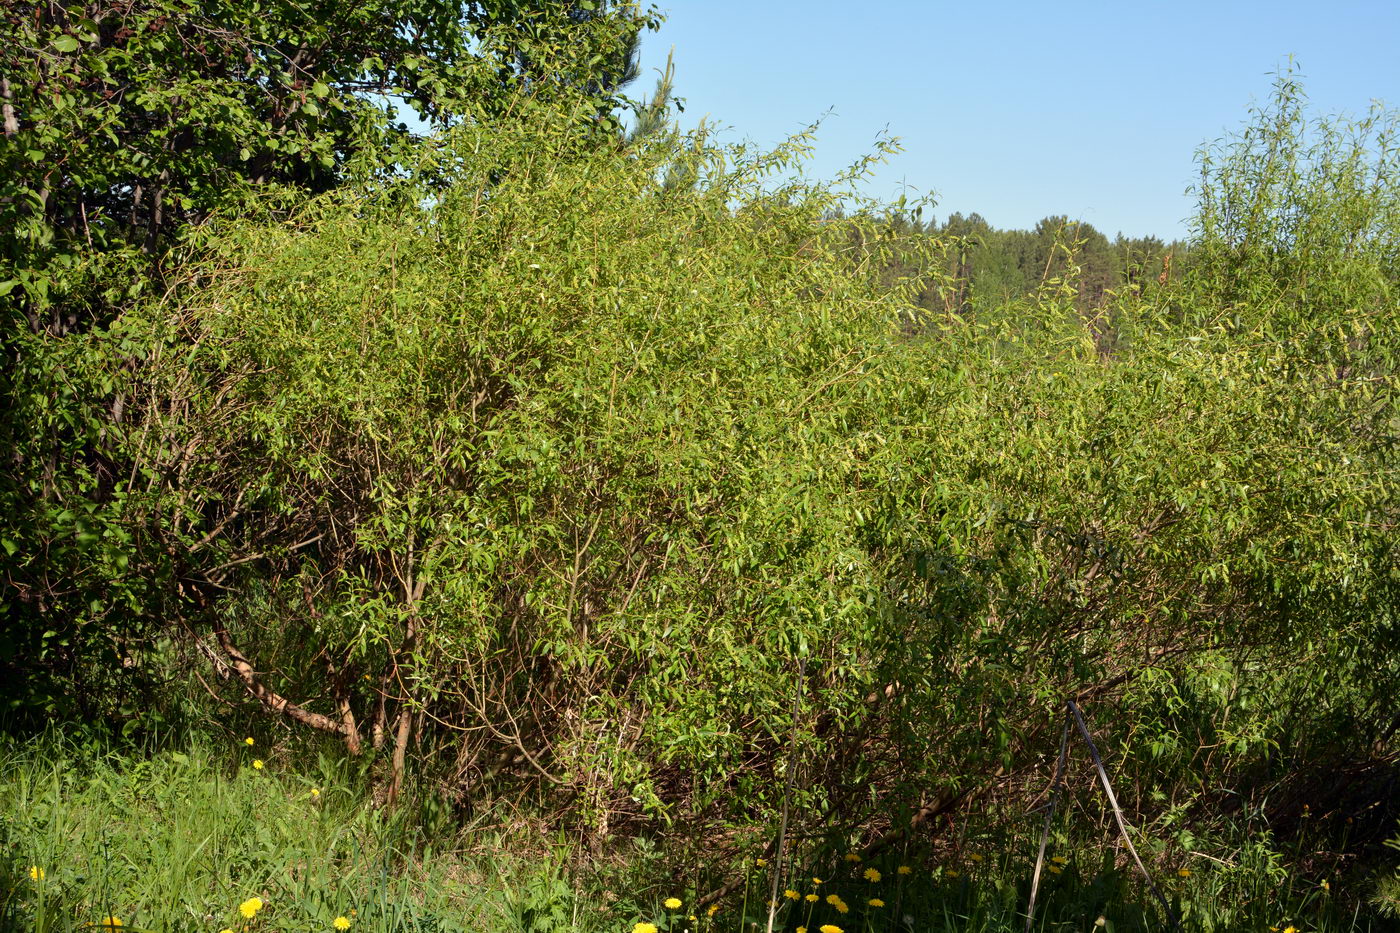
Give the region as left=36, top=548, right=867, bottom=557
left=630, top=1, right=1400, bottom=240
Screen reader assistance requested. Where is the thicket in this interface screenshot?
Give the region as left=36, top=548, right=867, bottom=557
left=2, top=47, right=1399, bottom=930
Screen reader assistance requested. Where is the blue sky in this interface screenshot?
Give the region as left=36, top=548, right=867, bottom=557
left=630, top=1, right=1400, bottom=240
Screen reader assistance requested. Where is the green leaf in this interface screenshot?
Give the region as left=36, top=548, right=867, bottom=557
left=52, top=34, right=80, bottom=52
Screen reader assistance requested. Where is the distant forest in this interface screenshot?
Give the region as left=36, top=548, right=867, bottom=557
left=861, top=211, right=1186, bottom=352
left=926, top=214, right=1183, bottom=309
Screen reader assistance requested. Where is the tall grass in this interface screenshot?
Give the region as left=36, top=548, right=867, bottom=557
left=4, top=733, right=1389, bottom=933
left=0, top=733, right=523, bottom=933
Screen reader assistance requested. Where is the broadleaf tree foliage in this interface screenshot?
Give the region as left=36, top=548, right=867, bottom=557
left=0, top=0, right=658, bottom=721
left=0, top=0, right=659, bottom=323
left=1, top=32, right=1397, bottom=910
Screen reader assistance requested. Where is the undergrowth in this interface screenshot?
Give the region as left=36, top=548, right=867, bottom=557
left=3, top=735, right=1395, bottom=932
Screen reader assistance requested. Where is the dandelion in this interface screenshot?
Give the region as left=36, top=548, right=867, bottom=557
left=252, top=759, right=265, bottom=770
left=632, top=924, right=658, bottom=933
left=896, top=865, right=911, bottom=876
left=239, top=897, right=264, bottom=919
left=834, top=901, right=849, bottom=914
left=244, top=737, right=254, bottom=746
left=825, top=894, right=841, bottom=906
left=784, top=889, right=799, bottom=900
left=1283, top=927, right=1298, bottom=933
left=1050, top=855, right=1068, bottom=865
left=797, top=928, right=807, bottom=933
left=844, top=853, right=861, bottom=863
left=1321, top=879, right=1330, bottom=891
left=1177, top=868, right=1191, bottom=878
left=28, top=866, right=45, bottom=881
left=707, top=904, right=719, bottom=918
left=333, top=918, right=351, bottom=930
left=805, top=894, right=819, bottom=903
left=311, top=787, right=321, bottom=798
left=1047, top=865, right=1062, bottom=875
left=968, top=854, right=983, bottom=863
left=222, top=929, right=235, bottom=933
left=99, top=917, right=122, bottom=929
left=755, top=858, right=768, bottom=868
left=863, top=868, right=881, bottom=883
left=868, top=898, right=885, bottom=908
left=819, top=925, right=843, bottom=933
left=664, top=898, right=682, bottom=910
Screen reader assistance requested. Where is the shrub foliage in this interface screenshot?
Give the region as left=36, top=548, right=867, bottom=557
left=2, top=75, right=1397, bottom=876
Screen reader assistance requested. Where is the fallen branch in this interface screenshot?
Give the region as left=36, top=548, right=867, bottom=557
left=214, top=624, right=357, bottom=745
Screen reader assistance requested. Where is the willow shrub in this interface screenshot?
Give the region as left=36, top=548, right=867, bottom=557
left=41, top=89, right=1400, bottom=874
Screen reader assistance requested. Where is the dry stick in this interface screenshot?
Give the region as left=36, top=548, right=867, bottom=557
left=1067, top=700, right=1181, bottom=932
left=1024, top=716, right=1070, bottom=933
left=765, top=655, right=808, bottom=933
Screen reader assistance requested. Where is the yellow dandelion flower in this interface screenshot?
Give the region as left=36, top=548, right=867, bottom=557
left=1321, top=879, right=1330, bottom=891
left=29, top=866, right=45, bottom=881
left=896, top=865, right=911, bottom=875
left=968, top=854, right=983, bottom=863
left=863, top=868, right=881, bottom=883
left=867, top=898, right=884, bottom=907
left=797, top=928, right=807, bottom=933
left=819, top=925, right=843, bottom=933
left=1050, top=856, right=1068, bottom=865
left=311, top=788, right=321, bottom=799
left=689, top=917, right=697, bottom=923
left=812, top=877, right=823, bottom=885
left=1177, top=869, right=1191, bottom=878
left=252, top=759, right=264, bottom=770
left=844, top=853, right=861, bottom=863
left=1283, top=927, right=1298, bottom=933
left=632, top=924, right=658, bottom=933
left=333, top=917, right=351, bottom=930
left=755, top=858, right=768, bottom=868
left=784, top=889, right=799, bottom=900
left=239, top=897, right=264, bottom=918
left=1047, top=865, right=1062, bottom=875
left=805, top=894, right=819, bottom=903
left=664, top=897, right=682, bottom=910
left=244, top=737, right=254, bottom=746
left=835, top=902, right=849, bottom=914
left=825, top=894, right=841, bottom=906
left=221, top=929, right=235, bottom=933
left=707, top=904, right=719, bottom=917
left=100, top=917, right=122, bottom=929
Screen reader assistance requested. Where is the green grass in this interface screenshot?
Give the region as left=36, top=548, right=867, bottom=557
left=2, top=735, right=1393, bottom=933
left=0, top=734, right=515, bottom=933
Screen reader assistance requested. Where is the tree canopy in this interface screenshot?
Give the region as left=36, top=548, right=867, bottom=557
left=1, top=0, right=659, bottom=324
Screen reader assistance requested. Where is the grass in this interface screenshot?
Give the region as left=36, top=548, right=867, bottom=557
left=1, top=733, right=1393, bottom=933
left=0, top=733, right=513, bottom=933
